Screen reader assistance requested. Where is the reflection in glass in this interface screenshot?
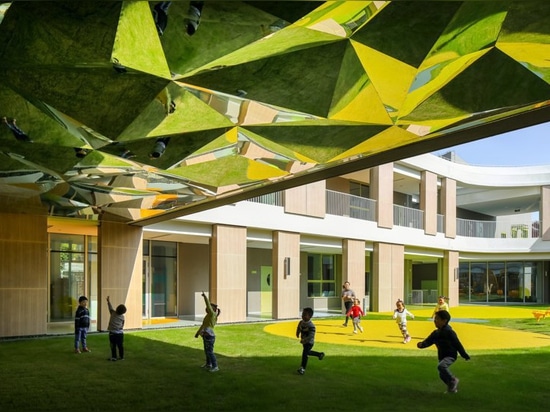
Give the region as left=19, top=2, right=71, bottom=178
left=49, top=234, right=97, bottom=324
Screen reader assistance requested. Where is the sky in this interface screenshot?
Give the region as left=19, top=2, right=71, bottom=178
left=431, top=121, right=550, bottom=167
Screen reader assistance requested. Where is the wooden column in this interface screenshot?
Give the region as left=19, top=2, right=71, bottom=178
left=210, top=224, right=247, bottom=323
left=442, top=177, right=456, bottom=238
left=421, top=170, right=437, bottom=236
left=371, top=242, right=404, bottom=312
left=272, top=231, right=300, bottom=319
left=342, top=238, right=366, bottom=302
left=98, top=220, right=143, bottom=331
left=0, top=212, right=48, bottom=337
left=371, top=163, right=394, bottom=229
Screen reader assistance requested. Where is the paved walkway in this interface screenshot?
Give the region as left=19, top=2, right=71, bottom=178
left=264, top=306, right=550, bottom=350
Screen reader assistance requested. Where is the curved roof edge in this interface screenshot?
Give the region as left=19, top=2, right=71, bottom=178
left=400, top=154, right=550, bottom=187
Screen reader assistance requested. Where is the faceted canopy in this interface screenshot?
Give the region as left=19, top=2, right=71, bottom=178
left=0, top=1, right=549, bottom=224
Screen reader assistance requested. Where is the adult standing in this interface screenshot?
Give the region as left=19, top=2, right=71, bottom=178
left=341, top=281, right=356, bottom=327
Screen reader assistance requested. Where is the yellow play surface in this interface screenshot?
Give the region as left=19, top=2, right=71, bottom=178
left=264, top=306, right=550, bottom=350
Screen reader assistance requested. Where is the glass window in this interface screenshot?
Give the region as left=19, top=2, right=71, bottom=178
left=350, top=182, right=370, bottom=198
left=50, top=234, right=95, bottom=322
left=506, top=262, right=522, bottom=302
left=460, top=260, right=541, bottom=304
left=145, top=241, right=178, bottom=317
left=470, top=262, right=487, bottom=302
left=524, top=262, right=537, bottom=302
left=458, top=262, right=470, bottom=303
left=307, top=254, right=337, bottom=297
left=488, top=262, right=504, bottom=302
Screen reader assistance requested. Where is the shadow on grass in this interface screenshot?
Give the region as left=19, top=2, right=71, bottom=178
left=1, top=325, right=550, bottom=411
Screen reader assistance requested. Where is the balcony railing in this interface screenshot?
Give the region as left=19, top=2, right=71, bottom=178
left=393, top=204, right=424, bottom=229
left=247, top=191, right=283, bottom=206
left=326, top=190, right=376, bottom=221
left=437, top=214, right=444, bottom=233
left=456, top=218, right=541, bottom=238
left=246, top=190, right=542, bottom=238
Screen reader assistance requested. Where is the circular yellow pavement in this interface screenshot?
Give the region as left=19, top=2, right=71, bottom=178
left=264, top=306, right=550, bottom=350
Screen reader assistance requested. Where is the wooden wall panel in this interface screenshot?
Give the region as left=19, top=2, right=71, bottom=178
left=98, top=221, right=142, bottom=331
left=342, top=238, right=366, bottom=301
left=442, top=178, right=457, bottom=238
left=371, top=242, right=404, bottom=312
left=211, top=225, right=247, bottom=322
left=443, top=250, right=459, bottom=308
left=0, top=213, right=47, bottom=337
left=284, top=181, right=326, bottom=218
left=421, top=171, right=437, bottom=236
left=371, top=163, right=394, bottom=229
left=272, top=231, right=300, bottom=319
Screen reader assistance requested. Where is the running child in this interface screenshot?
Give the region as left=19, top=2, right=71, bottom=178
left=393, top=298, right=414, bottom=343
left=417, top=310, right=470, bottom=393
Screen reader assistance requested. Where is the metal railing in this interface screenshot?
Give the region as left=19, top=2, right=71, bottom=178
left=456, top=218, right=541, bottom=238
left=393, top=204, right=424, bottom=229
left=326, top=190, right=376, bottom=221
left=246, top=190, right=542, bottom=239
left=456, top=218, right=496, bottom=238
left=247, top=191, right=283, bottom=206
left=437, top=214, right=444, bottom=233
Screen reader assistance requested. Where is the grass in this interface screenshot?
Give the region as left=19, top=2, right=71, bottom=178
left=2, top=307, right=550, bottom=411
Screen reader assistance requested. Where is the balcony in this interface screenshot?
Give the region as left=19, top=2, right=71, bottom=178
left=326, top=190, right=376, bottom=221
left=246, top=190, right=542, bottom=239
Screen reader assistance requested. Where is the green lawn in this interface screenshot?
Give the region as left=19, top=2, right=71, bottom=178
left=1, top=312, right=550, bottom=411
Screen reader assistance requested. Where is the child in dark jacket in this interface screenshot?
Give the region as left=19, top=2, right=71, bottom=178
left=74, top=296, right=91, bottom=354
left=417, top=310, right=470, bottom=393
left=296, top=307, right=325, bottom=375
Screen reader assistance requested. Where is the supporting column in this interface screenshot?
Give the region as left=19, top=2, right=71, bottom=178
left=272, top=231, right=300, bottom=319
left=541, top=186, right=550, bottom=241
left=342, top=238, right=366, bottom=302
left=371, top=163, right=394, bottom=229
left=421, top=170, right=437, bottom=236
left=98, top=220, right=143, bottom=331
left=371, top=242, right=404, bottom=312
left=442, top=177, right=456, bottom=238
left=443, top=250, right=459, bottom=308
left=211, top=224, right=247, bottom=322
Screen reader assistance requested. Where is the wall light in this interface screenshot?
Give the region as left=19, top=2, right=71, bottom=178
left=284, top=257, right=291, bottom=277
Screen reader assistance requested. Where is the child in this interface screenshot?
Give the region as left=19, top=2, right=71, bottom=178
left=393, top=298, right=414, bottom=343
left=431, top=296, right=449, bottom=319
left=345, top=298, right=365, bottom=334
left=106, top=296, right=127, bottom=361
left=296, top=307, right=325, bottom=375
left=74, top=296, right=91, bottom=353
left=194, top=291, right=221, bottom=372
left=417, top=310, right=470, bottom=393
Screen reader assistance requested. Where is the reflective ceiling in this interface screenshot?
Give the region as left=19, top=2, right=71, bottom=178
left=1, top=1, right=550, bottom=225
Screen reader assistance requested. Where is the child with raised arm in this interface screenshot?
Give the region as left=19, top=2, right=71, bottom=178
left=346, top=298, right=365, bottom=334
left=195, top=291, right=221, bottom=372
left=417, top=310, right=470, bottom=393
left=296, top=307, right=325, bottom=375
left=106, top=296, right=127, bottom=361
left=393, top=298, right=414, bottom=343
